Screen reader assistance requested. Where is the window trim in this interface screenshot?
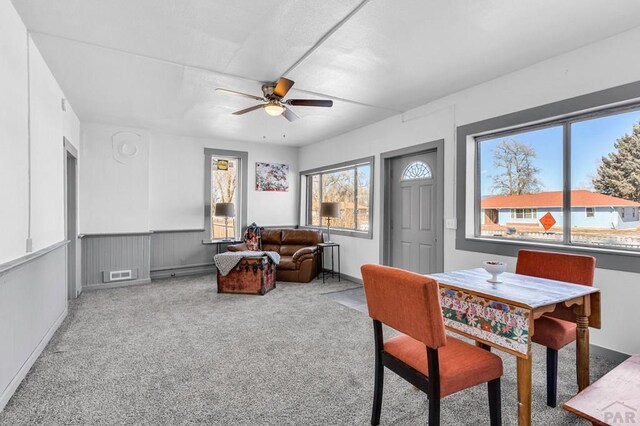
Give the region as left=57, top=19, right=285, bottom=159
left=204, top=148, right=248, bottom=240
left=456, top=80, right=640, bottom=273
left=585, top=207, right=596, bottom=218
left=299, top=156, right=374, bottom=239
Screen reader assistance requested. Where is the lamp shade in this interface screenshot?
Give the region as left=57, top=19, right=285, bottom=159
left=320, top=202, right=340, bottom=218
left=214, top=202, right=235, bottom=217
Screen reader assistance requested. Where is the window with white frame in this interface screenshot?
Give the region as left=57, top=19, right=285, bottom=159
left=585, top=207, right=595, bottom=218
left=510, top=208, right=538, bottom=219
left=402, top=161, right=432, bottom=180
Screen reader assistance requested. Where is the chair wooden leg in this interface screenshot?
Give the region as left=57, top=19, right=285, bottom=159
left=372, top=320, right=384, bottom=425
left=546, top=347, right=558, bottom=408
left=371, top=352, right=384, bottom=425
left=428, top=394, right=440, bottom=425
left=427, top=347, right=441, bottom=425
left=488, top=378, right=502, bottom=426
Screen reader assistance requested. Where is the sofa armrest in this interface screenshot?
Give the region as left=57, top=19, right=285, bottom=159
left=292, top=246, right=318, bottom=263
left=227, top=243, right=248, bottom=252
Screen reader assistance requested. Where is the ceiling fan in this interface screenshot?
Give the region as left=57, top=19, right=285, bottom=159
left=215, top=77, right=333, bottom=122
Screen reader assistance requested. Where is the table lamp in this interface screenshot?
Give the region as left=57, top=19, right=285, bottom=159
left=214, top=202, right=235, bottom=241
left=320, top=202, right=340, bottom=243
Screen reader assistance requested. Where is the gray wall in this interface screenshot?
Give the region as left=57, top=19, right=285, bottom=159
left=82, top=226, right=299, bottom=285
left=0, top=242, right=67, bottom=411
left=150, top=230, right=217, bottom=278
left=81, top=231, right=218, bottom=284
left=81, top=234, right=151, bottom=290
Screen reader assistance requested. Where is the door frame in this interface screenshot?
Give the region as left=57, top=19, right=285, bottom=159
left=64, top=138, right=80, bottom=299
left=380, top=140, right=445, bottom=272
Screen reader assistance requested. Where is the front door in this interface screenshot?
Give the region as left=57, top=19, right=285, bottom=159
left=390, top=151, right=438, bottom=274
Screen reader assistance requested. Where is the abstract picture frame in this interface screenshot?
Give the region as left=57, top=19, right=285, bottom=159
left=255, top=162, right=289, bottom=192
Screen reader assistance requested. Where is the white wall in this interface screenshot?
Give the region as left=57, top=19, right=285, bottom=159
left=150, top=132, right=299, bottom=230
left=29, top=37, right=65, bottom=251
left=0, top=0, right=30, bottom=264
left=80, top=123, right=150, bottom=233
left=0, top=4, right=81, bottom=263
left=0, top=0, right=80, bottom=411
left=80, top=126, right=299, bottom=233
left=299, top=26, right=640, bottom=355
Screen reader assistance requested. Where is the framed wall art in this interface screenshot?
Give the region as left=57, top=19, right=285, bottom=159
left=255, top=162, right=289, bottom=192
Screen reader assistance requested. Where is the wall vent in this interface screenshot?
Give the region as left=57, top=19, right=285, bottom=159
left=102, top=269, right=138, bottom=283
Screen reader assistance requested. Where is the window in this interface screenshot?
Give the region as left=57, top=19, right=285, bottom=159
left=302, top=157, right=374, bottom=237
left=510, top=208, right=537, bottom=219
left=205, top=148, right=248, bottom=241
left=457, top=81, right=640, bottom=275
left=478, top=126, right=563, bottom=242
left=402, top=161, right=432, bottom=180
left=476, top=107, right=640, bottom=250
left=210, top=157, right=239, bottom=239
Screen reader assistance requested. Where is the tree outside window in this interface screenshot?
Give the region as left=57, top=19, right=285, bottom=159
left=306, top=161, right=372, bottom=232
left=211, top=157, right=238, bottom=239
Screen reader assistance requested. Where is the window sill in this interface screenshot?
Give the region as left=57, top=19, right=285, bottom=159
left=457, top=235, right=640, bottom=273
left=299, top=225, right=373, bottom=240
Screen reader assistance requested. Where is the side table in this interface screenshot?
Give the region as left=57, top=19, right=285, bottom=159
left=317, top=242, right=340, bottom=283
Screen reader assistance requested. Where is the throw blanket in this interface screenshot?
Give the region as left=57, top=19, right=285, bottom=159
left=214, top=251, right=280, bottom=276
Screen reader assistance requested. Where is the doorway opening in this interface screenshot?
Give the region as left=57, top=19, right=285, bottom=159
left=380, top=140, right=444, bottom=274
left=64, top=138, right=79, bottom=299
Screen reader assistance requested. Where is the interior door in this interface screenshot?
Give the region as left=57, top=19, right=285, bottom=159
left=390, top=151, right=438, bottom=274
left=66, top=152, right=78, bottom=299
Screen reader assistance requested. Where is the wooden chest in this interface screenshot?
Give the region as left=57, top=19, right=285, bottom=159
left=217, top=255, right=276, bottom=295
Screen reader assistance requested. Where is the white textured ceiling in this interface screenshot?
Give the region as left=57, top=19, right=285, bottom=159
left=12, top=0, right=640, bottom=146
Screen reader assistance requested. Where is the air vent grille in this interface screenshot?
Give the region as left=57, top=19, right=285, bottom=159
left=102, top=269, right=137, bottom=283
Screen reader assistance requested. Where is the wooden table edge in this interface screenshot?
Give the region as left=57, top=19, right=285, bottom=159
left=562, top=400, right=608, bottom=425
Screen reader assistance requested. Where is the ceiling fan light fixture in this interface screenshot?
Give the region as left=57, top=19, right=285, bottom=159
left=264, top=101, right=284, bottom=116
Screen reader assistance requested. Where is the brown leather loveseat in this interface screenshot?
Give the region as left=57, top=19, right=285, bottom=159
left=228, top=228, right=323, bottom=283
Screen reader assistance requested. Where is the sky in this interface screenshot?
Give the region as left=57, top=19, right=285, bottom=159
left=480, top=109, right=640, bottom=197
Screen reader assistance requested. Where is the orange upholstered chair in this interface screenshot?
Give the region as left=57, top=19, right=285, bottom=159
left=361, top=264, right=503, bottom=425
left=515, top=249, right=596, bottom=408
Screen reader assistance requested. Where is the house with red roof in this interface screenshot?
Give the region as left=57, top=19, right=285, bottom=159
left=481, top=190, right=640, bottom=230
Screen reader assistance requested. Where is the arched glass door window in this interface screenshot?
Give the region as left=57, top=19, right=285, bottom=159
left=401, top=161, right=432, bottom=180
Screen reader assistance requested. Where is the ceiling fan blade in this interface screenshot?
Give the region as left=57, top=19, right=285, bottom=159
left=273, top=77, right=295, bottom=98
left=286, top=99, right=333, bottom=107
left=232, top=104, right=265, bottom=115
left=282, top=107, right=300, bottom=122
left=216, top=88, right=264, bottom=101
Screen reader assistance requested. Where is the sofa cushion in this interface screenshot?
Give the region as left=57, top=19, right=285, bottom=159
left=280, top=244, right=308, bottom=256
left=282, top=229, right=322, bottom=245
left=261, top=229, right=282, bottom=245
left=262, top=244, right=281, bottom=253
left=278, top=256, right=296, bottom=270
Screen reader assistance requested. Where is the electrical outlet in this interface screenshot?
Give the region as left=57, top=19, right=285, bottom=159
left=445, top=219, right=457, bottom=230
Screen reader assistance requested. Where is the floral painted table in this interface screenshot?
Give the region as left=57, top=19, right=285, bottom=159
left=427, top=268, right=601, bottom=426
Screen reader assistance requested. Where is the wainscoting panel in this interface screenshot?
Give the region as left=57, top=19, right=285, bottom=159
left=0, top=242, right=67, bottom=411
left=150, top=230, right=216, bottom=279
left=81, top=234, right=151, bottom=290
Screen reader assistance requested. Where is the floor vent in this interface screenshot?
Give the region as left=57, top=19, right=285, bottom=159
left=102, top=269, right=138, bottom=283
